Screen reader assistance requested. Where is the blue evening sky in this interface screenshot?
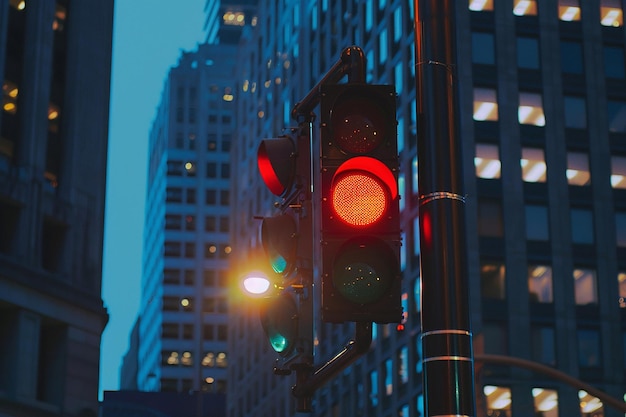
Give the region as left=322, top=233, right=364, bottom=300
left=101, top=0, right=205, bottom=397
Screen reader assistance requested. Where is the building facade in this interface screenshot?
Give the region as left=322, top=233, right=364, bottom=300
left=227, top=1, right=626, bottom=417
left=135, top=43, right=238, bottom=397
left=0, top=0, right=113, bottom=416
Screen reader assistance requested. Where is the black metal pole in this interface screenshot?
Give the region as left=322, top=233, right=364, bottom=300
left=414, top=1, right=476, bottom=416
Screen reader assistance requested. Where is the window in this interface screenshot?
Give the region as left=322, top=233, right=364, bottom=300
left=526, top=205, right=549, bottom=241
left=560, top=41, right=584, bottom=74
left=517, top=37, right=540, bottom=69
left=577, top=329, right=601, bottom=367
left=531, top=327, right=556, bottom=366
left=521, top=148, right=547, bottom=182
left=206, top=162, right=217, bottom=178
left=578, top=391, right=604, bottom=416
left=618, top=271, right=626, bottom=308
left=611, top=156, right=626, bottom=188
left=600, top=0, right=623, bottom=27
left=513, top=0, right=537, bottom=16
left=518, top=92, right=545, bottom=126
left=481, top=262, right=506, bottom=299
left=567, top=152, right=590, bottom=186
left=368, top=370, right=378, bottom=407
left=184, top=215, right=195, bottom=231
left=616, top=211, right=626, bottom=247
left=532, top=388, right=558, bottom=416
left=478, top=199, right=504, bottom=236
left=475, top=144, right=501, bottom=179
left=206, top=189, right=216, bottom=204
left=608, top=100, right=626, bottom=132
left=604, top=45, right=625, bottom=78
left=564, top=96, right=587, bottom=129
left=484, top=386, right=511, bottom=415
left=571, top=208, right=594, bottom=244
left=574, top=268, right=598, bottom=305
left=473, top=88, right=498, bottom=121
left=165, top=214, right=181, bottom=230
left=164, top=241, right=180, bottom=257
left=559, top=0, right=581, bottom=21
left=528, top=265, right=553, bottom=302
left=469, top=0, right=493, bottom=11
left=398, top=346, right=409, bottom=384
left=383, top=358, right=393, bottom=395
left=472, top=32, right=495, bottom=65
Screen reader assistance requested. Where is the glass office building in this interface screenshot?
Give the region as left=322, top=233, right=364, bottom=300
left=228, top=1, right=626, bottom=417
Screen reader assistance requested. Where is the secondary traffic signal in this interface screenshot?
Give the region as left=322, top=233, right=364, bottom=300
left=256, top=128, right=313, bottom=363
left=319, top=83, right=402, bottom=324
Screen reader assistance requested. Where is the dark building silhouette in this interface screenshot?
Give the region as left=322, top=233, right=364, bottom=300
left=0, top=0, right=113, bottom=416
left=100, top=390, right=225, bottom=417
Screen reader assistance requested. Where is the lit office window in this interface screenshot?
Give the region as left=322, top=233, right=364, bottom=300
left=521, top=148, right=547, bottom=182
left=394, top=7, right=402, bottom=42
left=618, top=272, right=626, bottom=308
left=473, top=88, right=499, bottom=121
left=567, top=152, right=591, bottom=186
left=412, top=155, right=418, bottom=194
left=414, top=335, right=423, bottom=373
left=472, top=32, right=495, bottom=64
left=484, top=386, right=511, bottom=415
left=513, top=0, right=537, bottom=15
left=611, top=156, right=626, bottom=188
left=608, top=100, right=626, bottom=132
left=181, top=351, right=193, bottom=366
left=413, top=277, right=421, bottom=313
left=518, top=36, right=540, bottom=69
left=604, top=45, right=626, bottom=78
left=469, top=0, right=493, bottom=11
left=616, top=211, right=626, bottom=247
left=531, top=327, right=556, bottom=366
left=571, top=208, right=594, bottom=244
left=518, top=92, right=545, bottom=126
left=379, top=28, right=388, bottom=64
left=528, top=265, right=553, bottom=303
left=600, top=0, right=623, bottom=26
left=579, top=391, right=604, bottom=416
left=559, top=0, right=581, bottom=21
left=481, top=262, right=506, bottom=299
left=475, top=144, right=501, bottom=179
left=399, top=404, right=409, bottom=417
left=526, top=205, right=549, bottom=241
left=577, top=329, right=601, bottom=367
left=574, top=268, right=598, bottom=305
left=532, top=388, right=559, bottom=416
left=564, top=96, right=587, bottom=128
left=413, top=217, right=420, bottom=256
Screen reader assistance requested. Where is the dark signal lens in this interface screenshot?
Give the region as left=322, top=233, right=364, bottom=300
left=331, top=98, right=386, bottom=154
left=332, top=237, right=396, bottom=304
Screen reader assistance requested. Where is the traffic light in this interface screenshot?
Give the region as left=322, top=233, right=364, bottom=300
left=256, top=128, right=313, bottom=362
left=319, top=83, right=402, bottom=324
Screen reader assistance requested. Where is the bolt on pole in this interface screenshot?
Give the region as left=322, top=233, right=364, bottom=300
left=413, top=1, right=477, bottom=416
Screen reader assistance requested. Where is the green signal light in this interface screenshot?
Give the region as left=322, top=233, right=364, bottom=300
left=268, top=333, right=289, bottom=353
left=259, top=293, right=298, bottom=357
left=269, top=253, right=288, bottom=274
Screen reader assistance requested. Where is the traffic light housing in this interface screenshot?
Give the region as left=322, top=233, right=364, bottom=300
left=256, top=128, right=313, bottom=363
left=319, top=83, right=402, bottom=324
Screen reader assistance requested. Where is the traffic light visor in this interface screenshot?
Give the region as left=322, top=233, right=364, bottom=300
left=257, top=138, right=295, bottom=196
left=261, top=214, right=297, bottom=275
left=330, top=94, right=387, bottom=154
left=332, top=236, right=397, bottom=304
left=259, top=293, right=298, bottom=355
left=331, top=156, right=397, bottom=228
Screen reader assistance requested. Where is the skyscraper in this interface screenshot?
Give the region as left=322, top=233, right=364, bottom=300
left=136, top=43, right=237, bottom=396
left=0, top=0, right=114, bottom=416
left=228, top=1, right=626, bottom=416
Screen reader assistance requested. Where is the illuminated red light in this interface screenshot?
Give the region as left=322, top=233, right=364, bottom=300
left=330, top=156, right=397, bottom=228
